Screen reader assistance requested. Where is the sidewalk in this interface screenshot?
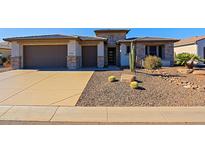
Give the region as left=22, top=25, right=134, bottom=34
left=0, top=106, right=205, bottom=124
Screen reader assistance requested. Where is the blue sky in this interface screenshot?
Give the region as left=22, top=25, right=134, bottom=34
left=1, top=28, right=205, bottom=41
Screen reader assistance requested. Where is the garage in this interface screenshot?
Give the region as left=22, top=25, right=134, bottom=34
left=23, top=45, right=67, bottom=69
left=82, top=46, right=97, bottom=67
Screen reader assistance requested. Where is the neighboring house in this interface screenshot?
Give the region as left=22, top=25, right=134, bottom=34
left=0, top=41, right=11, bottom=58
left=3, top=29, right=178, bottom=69
left=174, top=36, right=205, bottom=63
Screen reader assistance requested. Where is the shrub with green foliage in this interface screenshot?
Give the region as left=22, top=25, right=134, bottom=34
left=144, top=56, right=162, bottom=69
left=175, top=53, right=205, bottom=69
left=175, top=53, right=199, bottom=65
left=108, top=76, right=116, bottom=82
left=130, top=81, right=138, bottom=89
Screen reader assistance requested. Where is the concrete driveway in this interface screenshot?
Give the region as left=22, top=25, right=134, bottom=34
left=0, top=70, right=93, bottom=106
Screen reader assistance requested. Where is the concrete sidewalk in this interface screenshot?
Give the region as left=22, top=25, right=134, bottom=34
left=0, top=106, right=205, bottom=124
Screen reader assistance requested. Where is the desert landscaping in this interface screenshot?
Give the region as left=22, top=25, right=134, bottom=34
left=77, top=67, right=205, bottom=107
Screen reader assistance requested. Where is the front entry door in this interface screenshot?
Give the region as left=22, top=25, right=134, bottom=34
left=108, top=47, right=116, bottom=65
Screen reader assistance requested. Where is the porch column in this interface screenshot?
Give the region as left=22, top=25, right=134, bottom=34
left=164, top=43, right=174, bottom=66
left=67, top=40, right=81, bottom=69
left=156, top=46, right=159, bottom=56
left=97, top=42, right=104, bottom=68
left=11, top=42, right=22, bottom=69
left=136, top=43, right=145, bottom=67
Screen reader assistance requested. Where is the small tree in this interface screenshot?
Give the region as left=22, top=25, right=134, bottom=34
left=129, top=42, right=136, bottom=72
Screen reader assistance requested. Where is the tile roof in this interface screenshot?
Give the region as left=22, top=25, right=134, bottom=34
left=118, top=37, right=179, bottom=43
left=3, top=34, right=78, bottom=41
left=0, top=41, right=11, bottom=49
left=3, top=34, right=107, bottom=42
left=174, top=36, right=205, bottom=47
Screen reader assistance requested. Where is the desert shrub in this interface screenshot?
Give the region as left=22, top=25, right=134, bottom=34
left=130, top=81, right=138, bottom=89
left=175, top=53, right=201, bottom=66
left=108, top=76, right=116, bottom=82
left=144, top=56, right=161, bottom=69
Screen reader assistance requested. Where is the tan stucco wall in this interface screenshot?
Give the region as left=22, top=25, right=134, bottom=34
left=0, top=48, right=11, bottom=57
left=174, top=44, right=197, bottom=55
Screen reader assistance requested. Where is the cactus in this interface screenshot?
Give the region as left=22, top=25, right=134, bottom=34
left=129, top=42, right=136, bottom=72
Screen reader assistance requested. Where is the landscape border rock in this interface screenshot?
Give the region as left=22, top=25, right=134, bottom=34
left=177, top=68, right=193, bottom=74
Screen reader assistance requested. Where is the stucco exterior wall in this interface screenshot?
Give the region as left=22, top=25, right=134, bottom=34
left=197, top=39, right=205, bottom=59
left=174, top=44, right=197, bottom=55
left=97, top=42, right=104, bottom=56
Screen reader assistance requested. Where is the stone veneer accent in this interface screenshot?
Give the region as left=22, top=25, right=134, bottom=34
left=67, top=56, right=81, bottom=69
left=164, top=43, right=174, bottom=66
left=135, top=44, right=146, bottom=67
left=97, top=56, right=104, bottom=68
left=11, top=56, right=21, bottom=69
left=96, top=32, right=126, bottom=45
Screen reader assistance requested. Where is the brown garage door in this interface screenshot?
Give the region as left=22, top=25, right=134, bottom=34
left=82, top=46, right=97, bottom=67
left=23, top=45, right=67, bottom=69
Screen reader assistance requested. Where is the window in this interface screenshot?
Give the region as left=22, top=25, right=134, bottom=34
left=149, top=46, right=157, bottom=56
left=145, top=46, right=148, bottom=55
left=158, top=45, right=163, bottom=58
left=126, top=46, right=130, bottom=54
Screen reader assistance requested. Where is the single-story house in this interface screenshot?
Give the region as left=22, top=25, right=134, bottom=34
left=3, top=29, right=179, bottom=69
left=0, top=41, right=11, bottom=58
left=174, top=36, right=205, bottom=64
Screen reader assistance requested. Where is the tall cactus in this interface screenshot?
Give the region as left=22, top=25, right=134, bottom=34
left=129, top=42, right=136, bottom=72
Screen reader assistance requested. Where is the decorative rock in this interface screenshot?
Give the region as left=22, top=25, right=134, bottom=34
left=177, top=68, right=193, bottom=74
left=120, top=74, right=136, bottom=82
left=183, top=85, right=191, bottom=89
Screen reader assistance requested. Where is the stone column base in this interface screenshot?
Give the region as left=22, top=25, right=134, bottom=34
left=97, top=56, right=104, bottom=68
left=67, top=56, right=81, bottom=69
left=11, top=57, right=21, bottom=69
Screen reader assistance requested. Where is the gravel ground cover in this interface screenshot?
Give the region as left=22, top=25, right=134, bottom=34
left=76, top=67, right=205, bottom=106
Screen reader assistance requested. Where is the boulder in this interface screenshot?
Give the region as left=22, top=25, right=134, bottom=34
left=120, top=74, right=136, bottom=82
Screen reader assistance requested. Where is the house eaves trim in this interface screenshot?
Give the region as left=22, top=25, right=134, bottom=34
left=3, top=35, right=108, bottom=42
left=174, top=43, right=196, bottom=47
